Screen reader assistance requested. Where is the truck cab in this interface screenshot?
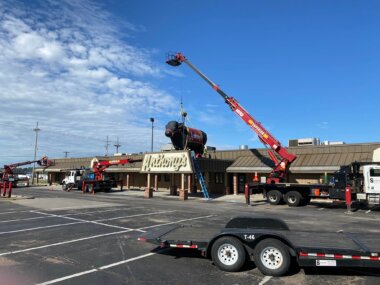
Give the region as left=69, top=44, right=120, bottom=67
left=358, top=165, right=380, bottom=205
left=62, top=169, right=86, bottom=190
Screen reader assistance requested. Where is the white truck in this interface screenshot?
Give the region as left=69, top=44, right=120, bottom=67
left=61, top=169, right=87, bottom=191
left=248, top=162, right=380, bottom=207
left=355, top=164, right=380, bottom=205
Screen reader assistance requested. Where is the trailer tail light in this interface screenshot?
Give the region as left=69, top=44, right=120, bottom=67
left=299, top=252, right=380, bottom=261
left=313, top=188, right=320, bottom=196
left=169, top=243, right=198, bottom=249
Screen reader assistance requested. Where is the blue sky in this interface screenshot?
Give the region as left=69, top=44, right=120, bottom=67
left=0, top=0, right=379, bottom=165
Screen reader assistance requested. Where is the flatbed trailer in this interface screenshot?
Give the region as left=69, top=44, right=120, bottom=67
left=248, top=182, right=342, bottom=207
left=138, top=216, right=380, bottom=276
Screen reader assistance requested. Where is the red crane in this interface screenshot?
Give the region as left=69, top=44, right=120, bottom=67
left=90, top=158, right=142, bottom=181
left=80, top=157, right=142, bottom=194
left=166, top=52, right=296, bottom=183
left=1, top=156, right=51, bottom=197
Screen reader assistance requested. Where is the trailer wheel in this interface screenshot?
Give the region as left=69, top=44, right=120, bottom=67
left=254, top=238, right=291, bottom=276
left=267, top=190, right=283, bottom=205
left=284, top=191, right=303, bottom=207
left=211, top=236, right=246, bottom=272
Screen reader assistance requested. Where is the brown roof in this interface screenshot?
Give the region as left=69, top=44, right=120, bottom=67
left=36, top=143, right=380, bottom=174
left=36, top=155, right=143, bottom=173
left=226, top=143, right=380, bottom=173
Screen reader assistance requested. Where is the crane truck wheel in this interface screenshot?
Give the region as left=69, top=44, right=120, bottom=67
left=211, top=236, right=246, bottom=272
left=284, top=191, right=303, bottom=207
left=266, top=190, right=283, bottom=205
left=253, top=238, right=291, bottom=277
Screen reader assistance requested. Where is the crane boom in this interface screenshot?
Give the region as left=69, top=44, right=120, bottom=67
left=90, top=158, right=142, bottom=181
left=2, top=156, right=51, bottom=178
left=166, top=52, right=296, bottom=183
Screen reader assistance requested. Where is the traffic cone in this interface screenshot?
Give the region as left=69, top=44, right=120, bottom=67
left=253, top=172, right=259, bottom=182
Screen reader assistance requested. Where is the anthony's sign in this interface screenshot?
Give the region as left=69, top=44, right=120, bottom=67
left=141, top=151, right=193, bottom=173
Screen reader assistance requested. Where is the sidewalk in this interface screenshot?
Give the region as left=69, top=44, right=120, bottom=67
left=106, top=187, right=266, bottom=204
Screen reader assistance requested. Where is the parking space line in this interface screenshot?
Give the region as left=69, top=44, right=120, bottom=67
left=259, top=276, right=272, bottom=285
left=0, top=210, right=180, bottom=237
left=138, top=214, right=216, bottom=230
left=0, top=216, right=56, bottom=223
left=0, top=221, right=85, bottom=235
left=36, top=252, right=157, bottom=285
left=0, top=229, right=132, bottom=257
left=94, top=210, right=176, bottom=222
left=0, top=207, right=146, bottom=224
left=0, top=214, right=216, bottom=256
left=0, top=210, right=31, bottom=215
left=32, top=211, right=134, bottom=231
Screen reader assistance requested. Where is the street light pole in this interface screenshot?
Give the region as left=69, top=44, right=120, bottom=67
left=32, top=122, right=41, bottom=185
left=150, top=118, right=154, bottom=152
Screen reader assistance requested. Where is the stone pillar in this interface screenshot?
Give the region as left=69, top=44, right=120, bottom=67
left=179, top=173, right=188, bottom=201
left=125, top=174, right=130, bottom=190
left=187, top=174, right=192, bottom=192
left=170, top=174, right=177, bottom=195
left=154, top=174, right=158, bottom=192
left=233, top=173, right=238, bottom=195
left=144, top=173, right=153, bottom=198
left=224, top=172, right=230, bottom=195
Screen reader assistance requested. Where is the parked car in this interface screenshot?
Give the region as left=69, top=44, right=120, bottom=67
left=16, top=175, right=30, bottom=187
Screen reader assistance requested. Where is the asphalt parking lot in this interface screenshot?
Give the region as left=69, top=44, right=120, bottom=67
left=0, top=187, right=379, bottom=285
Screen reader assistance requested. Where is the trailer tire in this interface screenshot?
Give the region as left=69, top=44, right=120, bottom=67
left=267, top=190, right=283, bottom=205
left=211, top=236, right=246, bottom=272
left=284, top=191, right=303, bottom=207
left=254, top=238, right=291, bottom=277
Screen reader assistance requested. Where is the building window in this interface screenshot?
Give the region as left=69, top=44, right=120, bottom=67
left=164, top=174, right=170, bottom=182
left=157, top=174, right=161, bottom=182
left=215, top=173, right=224, bottom=184
left=207, top=172, right=212, bottom=184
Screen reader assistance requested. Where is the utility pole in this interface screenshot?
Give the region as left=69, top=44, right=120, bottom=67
left=104, top=136, right=110, bottom=156
left=150, top=118, right=154, bottom=152
left=32, top=122, right=41, bottom=185
left=63, top=151, right=70, bottom=158
left=114, top=137, right=121, bottom=153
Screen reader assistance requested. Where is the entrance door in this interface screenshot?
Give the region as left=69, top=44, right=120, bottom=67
left=238, top=174, right=246, bottom=193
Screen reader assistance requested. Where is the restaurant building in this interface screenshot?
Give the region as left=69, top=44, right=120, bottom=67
left=37, top=142, right=380, bottom=195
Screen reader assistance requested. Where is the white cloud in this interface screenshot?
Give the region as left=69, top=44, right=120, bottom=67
left=0, top=0, right=177, bottom=164
left=316, top=121, right=329, bottom=129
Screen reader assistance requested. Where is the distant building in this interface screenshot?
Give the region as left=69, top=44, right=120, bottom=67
left=289, top=138, right=320, bottom=147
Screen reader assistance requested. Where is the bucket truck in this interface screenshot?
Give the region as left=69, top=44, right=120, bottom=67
left=62, top=157, right=141, bottom=193
left=1, top=156, right=51, bottom=197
